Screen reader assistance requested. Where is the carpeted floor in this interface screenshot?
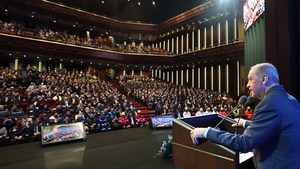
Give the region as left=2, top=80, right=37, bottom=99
left=0, top=127, right=180, bottom=169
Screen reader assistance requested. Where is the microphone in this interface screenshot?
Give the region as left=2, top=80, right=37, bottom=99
left=237, top=95, right=248, bottom=108
left=234, top=96, right=255, bottom=134
left=244, top=96, right=255, bottom=108
left=214, top=95, right=247, bottom=128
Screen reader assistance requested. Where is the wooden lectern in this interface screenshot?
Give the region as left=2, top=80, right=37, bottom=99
left=172, top=114, right=255, bottom=169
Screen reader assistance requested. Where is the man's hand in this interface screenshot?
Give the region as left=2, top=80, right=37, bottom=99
left=231, top=118, right=247, bottom=127
left=190, top=128, right=207, bottom=145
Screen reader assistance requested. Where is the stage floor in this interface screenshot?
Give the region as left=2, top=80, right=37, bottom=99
left=0, top=127, right=180, bottom=169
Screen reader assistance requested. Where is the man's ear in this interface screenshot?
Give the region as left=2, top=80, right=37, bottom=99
left=262, top=74, right=268, bottom=85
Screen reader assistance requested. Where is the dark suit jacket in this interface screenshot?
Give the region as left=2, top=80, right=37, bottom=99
left=207, top=85, right=300, bottom=169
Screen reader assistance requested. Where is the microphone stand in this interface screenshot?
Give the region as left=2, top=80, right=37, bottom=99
left=214, top=105, right=240, bottom=128
left=234, top=107, right=244, bottom=135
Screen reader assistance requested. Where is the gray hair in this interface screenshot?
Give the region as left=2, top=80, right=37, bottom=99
left=252, top=63, right=279, bottom=83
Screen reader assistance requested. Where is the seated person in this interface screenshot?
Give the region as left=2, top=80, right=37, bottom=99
left=75, top=111, right=85, bottom=122
left=118, top=112, right=130, bottom=129
left=218, top=107, right=229, bottom=116
left=84, top=113, right=97, bottom=134
left=135, top=110, right=148, bottom=127
left=0, top=118, right=9, bottom=145
left=127, top=111, right=137, bottom=128
left=23, top=120, right=35, bottom=142
left=182, top=108, right=191, bottom=118
left=195, top=108, right=205, bottom=116
left=48, top=115, right=57, bottom=125
left=110, top=113, right=122, bottom=130
left=9, top=122, right=26, bottom=144
left=98, top=112, right=111, bottom=132
left=243, top=106, right=254, bottom=119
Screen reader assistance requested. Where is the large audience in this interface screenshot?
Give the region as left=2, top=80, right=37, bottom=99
left=0, top=66, right=253, bottom=146
left=118, top=75, right=239, bottom=118
left=0, top=20, right=173, bottom=55
left=0, top=67, right=148, bottom=146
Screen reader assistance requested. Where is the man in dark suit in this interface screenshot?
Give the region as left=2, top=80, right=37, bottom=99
left=190, top=63, right=300, bottom=169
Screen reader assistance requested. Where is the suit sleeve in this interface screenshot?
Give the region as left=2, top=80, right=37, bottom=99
left=206, top=102, right=281, bottom=153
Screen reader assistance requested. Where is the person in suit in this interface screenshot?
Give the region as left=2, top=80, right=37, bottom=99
left=190, top=63, right=300, bottom=169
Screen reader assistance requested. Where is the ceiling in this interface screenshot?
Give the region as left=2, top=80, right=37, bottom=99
left=49, top=0, right=208, bottom=24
